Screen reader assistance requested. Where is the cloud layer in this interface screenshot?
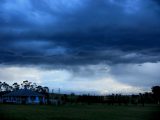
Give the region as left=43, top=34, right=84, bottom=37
left=0, top=0, right=160, bottom=66
left=0, top=62, right=159, bottom=94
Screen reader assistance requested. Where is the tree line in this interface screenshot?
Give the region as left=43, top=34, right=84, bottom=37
left=53, top=86, right=160, bottom=105
left=0, top=80, right=49, bottom=94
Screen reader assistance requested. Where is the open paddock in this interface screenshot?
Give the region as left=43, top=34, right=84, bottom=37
left=0, top=104, right=159, bottom=120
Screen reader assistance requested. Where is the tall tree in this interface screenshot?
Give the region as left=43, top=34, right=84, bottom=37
left=43, top=87, right=49, bottom=93
left=30, top=83, right=37, bottom=91
left=36, top=85, right=43, bottom=93
left=12, top=82, right=20, bottom=91
left=152, top=86, right=160, bottom=104
left=21, top=80, right=31, bottom=89
left=1, top=82, right=12, bottom=91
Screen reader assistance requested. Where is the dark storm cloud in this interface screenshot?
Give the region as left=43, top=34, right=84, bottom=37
left=153, top=0, right=160, bottom=5
left=0, top=0, right=160, bottom=66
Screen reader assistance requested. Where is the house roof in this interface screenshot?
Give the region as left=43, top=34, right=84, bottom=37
left=3, top=89, right=44, bottom=97
left=0, top=91, right=10, bottom=96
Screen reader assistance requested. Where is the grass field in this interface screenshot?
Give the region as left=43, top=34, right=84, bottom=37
left=0, top=104, right=159, bottom=120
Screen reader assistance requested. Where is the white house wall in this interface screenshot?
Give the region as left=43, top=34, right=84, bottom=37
left=2, top=96, right=46, bottom=104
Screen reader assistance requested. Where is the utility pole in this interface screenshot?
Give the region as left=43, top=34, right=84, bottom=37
left=58, top=88, right=61, bottom=105
left=58, top=88, right=60, bottom=94
left=52, top=89, right=54, bottom=100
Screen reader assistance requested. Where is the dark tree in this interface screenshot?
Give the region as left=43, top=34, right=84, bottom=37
left=21, top=80, right=31, bottom=89
left=43, top=87, right=49, bottom=93
left=30, top=83, right=37, bottom=91
left=36, top=85, right=43, bottom=93
left=1, top=82, right=12, bottom=91
left=12, top=82, right=20, bottom=91
left=152, top=86, right=160, bottom=104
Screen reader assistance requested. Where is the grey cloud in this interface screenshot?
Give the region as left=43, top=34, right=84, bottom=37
left=0, top=0, right=160, bottom=67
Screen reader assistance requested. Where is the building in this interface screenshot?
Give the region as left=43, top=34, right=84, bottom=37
left=2, top=89, right=46, bottom=104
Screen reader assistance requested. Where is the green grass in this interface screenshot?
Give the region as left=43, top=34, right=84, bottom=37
left=0, top=104, right=159, bottom=120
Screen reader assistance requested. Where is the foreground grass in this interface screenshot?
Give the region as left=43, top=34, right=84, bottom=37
left=0, top=104, right=159, bottom=120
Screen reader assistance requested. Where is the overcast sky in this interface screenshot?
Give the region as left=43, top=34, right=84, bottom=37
left=0, top=0, right=160, bottom=94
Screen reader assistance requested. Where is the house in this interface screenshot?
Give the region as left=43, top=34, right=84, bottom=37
left=2, top=89, right=47, bottom=104
left=0, top=92, right=3, bottom=103
left=0, top=91, right=10, bottom=103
